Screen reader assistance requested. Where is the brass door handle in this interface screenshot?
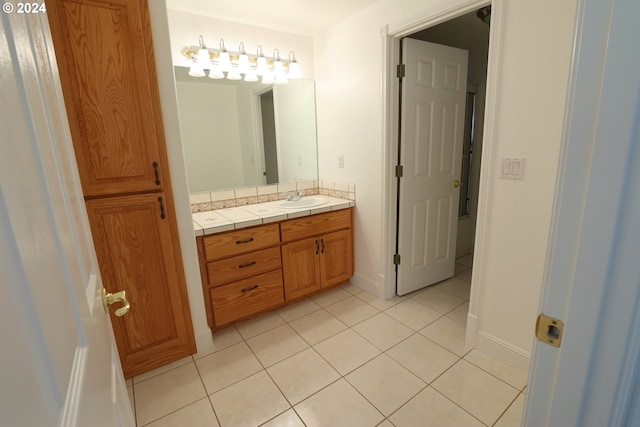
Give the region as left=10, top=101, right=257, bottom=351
left=102, top=288, right=131, bottom=317
left=451, top=180, right=461, bottom=188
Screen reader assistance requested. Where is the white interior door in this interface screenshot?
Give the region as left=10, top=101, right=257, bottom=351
left=0, top=12, right=133, bottom=426
left=397, top=38, right=468, bottom=296
left=524, top=0, right=640, bottom=424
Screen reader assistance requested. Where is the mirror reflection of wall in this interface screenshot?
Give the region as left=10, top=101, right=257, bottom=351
left=174, top=66, right=318, bottom=193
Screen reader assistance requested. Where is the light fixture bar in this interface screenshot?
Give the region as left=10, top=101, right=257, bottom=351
left=181, top=36, right=301, bottom=83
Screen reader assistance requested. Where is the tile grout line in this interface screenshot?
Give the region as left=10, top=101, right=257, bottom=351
left=133, top=260, right=526, bottom=426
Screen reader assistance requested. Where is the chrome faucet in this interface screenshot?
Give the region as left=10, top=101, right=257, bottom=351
left=285, top=190, right=304, bottom=201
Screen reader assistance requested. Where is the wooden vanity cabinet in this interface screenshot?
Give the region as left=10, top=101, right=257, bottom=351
left=198, top=224, right=284, bottom=329
left=281, top=209, right=354, bottom=300
left=198, top=208, right=354, bottom=332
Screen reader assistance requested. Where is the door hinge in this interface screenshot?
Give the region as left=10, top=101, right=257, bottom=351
left=393, top=254, right=401, bottom=265
left=395, top=165, right=403, bottom=178
left=396, top=64, right=405, bottom=79
left=535, top=314, right=564, bottom=348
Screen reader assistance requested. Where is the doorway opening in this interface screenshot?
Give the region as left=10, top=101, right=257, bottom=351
left=394, top=7, right=491, bottom=298
left=258, top=89, right=279, bottom=184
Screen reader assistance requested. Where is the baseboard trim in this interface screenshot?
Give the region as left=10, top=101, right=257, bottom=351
left=466, top=312, right=531, bottom=374
left=351, top=272, right=382, bottom=298
left=476, top=332, right=531, bottom=374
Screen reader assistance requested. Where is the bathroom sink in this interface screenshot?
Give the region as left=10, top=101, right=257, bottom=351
left=277, top=197, right=329, bottom=209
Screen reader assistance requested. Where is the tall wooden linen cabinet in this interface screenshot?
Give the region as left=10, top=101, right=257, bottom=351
left=45, top=0, right=196, bottom=378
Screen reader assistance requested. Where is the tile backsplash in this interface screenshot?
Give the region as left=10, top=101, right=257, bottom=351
left=190, top=180, right=356, bottom=213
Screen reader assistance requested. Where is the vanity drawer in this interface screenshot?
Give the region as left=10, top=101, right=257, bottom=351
left=280, top=208, right=352, bottom=242
left=203, top=223, right=280, bottom=260
left=207, top=246, right=282, bottom=287
left=210, top=270, right=284, bottom=326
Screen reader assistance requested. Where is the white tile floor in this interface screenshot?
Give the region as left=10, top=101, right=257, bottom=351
left=127, top=254, right=527, bottom=426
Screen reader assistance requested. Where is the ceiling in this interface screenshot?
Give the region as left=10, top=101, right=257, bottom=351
left=165, top=0, right=379, bottom=37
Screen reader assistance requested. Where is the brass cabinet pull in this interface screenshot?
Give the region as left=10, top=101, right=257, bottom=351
left=241, top=285, right=259, bottom=293
left=236, top=237, right=254, bottom=244
left=451, top=179, right=461, bottom=188
left=152, top=161, right=160, bottom=185
left=238, top=261, right=257, bottom=269
left=157, top=197, right=166, bottom=219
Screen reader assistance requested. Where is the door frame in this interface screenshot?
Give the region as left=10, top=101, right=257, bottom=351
left=380, top=0, right=498, bottom=301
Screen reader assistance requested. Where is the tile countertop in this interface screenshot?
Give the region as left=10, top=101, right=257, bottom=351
left=192, top=196, right=355, bottom=236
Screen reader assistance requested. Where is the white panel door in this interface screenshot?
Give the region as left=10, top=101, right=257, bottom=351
left=397, top=38, right=468, bottom=296
left=0, top=12, right=133, bottom=426
left=524, top=0, right=640, bottom=425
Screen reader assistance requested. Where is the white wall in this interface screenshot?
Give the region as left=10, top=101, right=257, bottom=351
left=313, top=0, right=578, bottom=368
left=471, top=0, right=578, bottom=366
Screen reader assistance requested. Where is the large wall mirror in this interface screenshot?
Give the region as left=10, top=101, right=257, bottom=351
left=174, top=66, right=319, bottom=193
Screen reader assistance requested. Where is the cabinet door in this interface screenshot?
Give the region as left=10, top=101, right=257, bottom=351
left=46, top=0, right=167, bottom=197
left=320, top=229, right=354, bottom=288
left=86, top=193, right=196, bottom=378
left=282, top=237, right=322, bottom=300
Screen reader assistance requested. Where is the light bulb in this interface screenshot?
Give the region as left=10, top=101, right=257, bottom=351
left=256, top=56, right=268, bottom=76
left=208, top=65, right=224, bottom=79
left=244, top=69, right=258, bottom=82
left=261, top=71, right=275, bottom=85
left=287, top=51, right=301, bottom=78
left=273, top=59, right=285, bottom=77
left=226, top=66, right=241, bottom=80
left=288, top=61, right=301, bottom=79
left=237, top=42, right=250, bottom=74
left=196, top=48, right=210, bottom=68
left=218, top=51, right=231, bottom=72
left=188, top=64, right=205, bottom=77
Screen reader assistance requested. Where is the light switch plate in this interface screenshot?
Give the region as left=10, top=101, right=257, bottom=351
left=500, top=158, right=525, bottom=180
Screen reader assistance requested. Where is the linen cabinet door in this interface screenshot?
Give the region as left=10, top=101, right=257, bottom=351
left=282, top=237, right=322, bottom=300
left=319, top=229, right=354, bottom=288
left=86, top=193, right=195, bottom=378
left=46, top=0, right=167, bottom=197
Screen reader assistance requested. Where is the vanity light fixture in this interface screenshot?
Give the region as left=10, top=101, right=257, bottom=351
left=188, top=35, right=208, bottom=77
left=237, top=42, right=250, bottom=74
left=272, top=48, right=288, bottom=85
left=256, top=45, right=268, bottom=76
left=288, top=51, right=301, bottom=79
left=217, top=39, right=232, bottom=72
left=182, top=36, right=301, bottom=84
